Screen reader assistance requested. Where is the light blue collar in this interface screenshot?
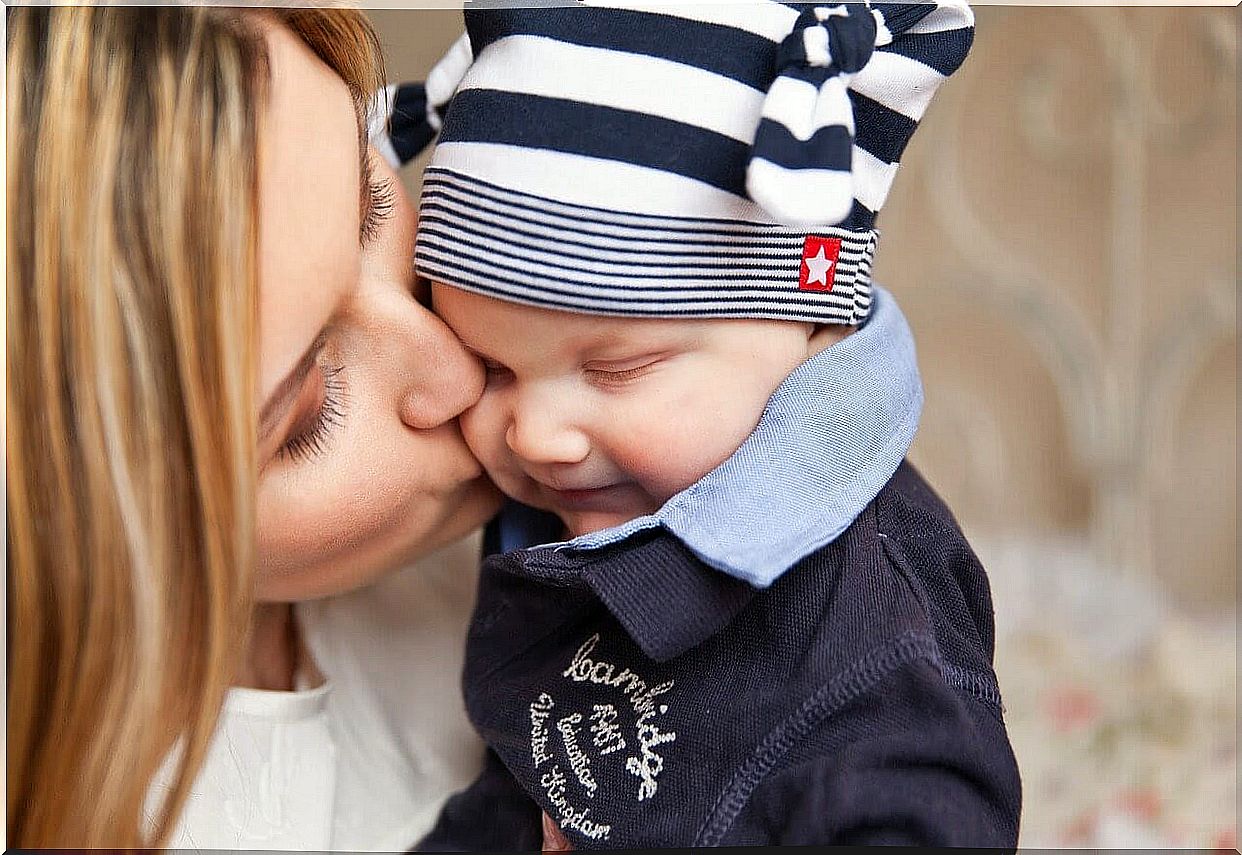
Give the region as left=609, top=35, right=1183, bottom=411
left=495, top=285, right=923, bottom=589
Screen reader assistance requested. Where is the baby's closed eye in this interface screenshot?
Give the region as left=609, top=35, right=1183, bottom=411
left=480, top=358, right=513, bottom=385
left=582, top=353, right=672, bottom=388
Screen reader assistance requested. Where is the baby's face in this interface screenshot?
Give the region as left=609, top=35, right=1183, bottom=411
left=433, top=283, right=815, bottom=537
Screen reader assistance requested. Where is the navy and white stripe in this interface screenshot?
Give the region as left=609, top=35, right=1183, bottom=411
left=746, top=3, right=877, bottom=226
left=417, top=166, right=876, bottom=323
left=849, top=1, right=974, bottom=218
left=412, top=1, right=973, bottom=322
left=370, top=32, right=473, bottom=169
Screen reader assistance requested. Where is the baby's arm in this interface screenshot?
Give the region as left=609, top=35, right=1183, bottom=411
left=726, top=658, right=1021, bottom=846
left=416, top=748, right=544, bottom=851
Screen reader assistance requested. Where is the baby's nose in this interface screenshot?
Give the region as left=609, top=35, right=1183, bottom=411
left=505, top=398, right=590, bottom=466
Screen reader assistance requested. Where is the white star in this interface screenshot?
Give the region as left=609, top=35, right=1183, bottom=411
left=803, top=246, right=835, bottom=288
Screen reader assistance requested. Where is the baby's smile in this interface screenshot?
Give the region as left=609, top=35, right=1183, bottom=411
left=537, top=483, right=636, bottom=513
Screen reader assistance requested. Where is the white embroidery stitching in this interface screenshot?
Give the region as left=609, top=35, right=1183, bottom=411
left=527, top=633, right=679, bottom=842
left=558, top=713, right=599, bottom=797
left=530, top=693, right=555, bottom=768
left=561, top=633, right=679, bottom=801
left=540, top=765, right=613, bottom=840
left=589, top=704, right=627, bottom=756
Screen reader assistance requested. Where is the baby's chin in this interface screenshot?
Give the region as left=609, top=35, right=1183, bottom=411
left=559, top=509, right=636, bottom=539
left=533, top=497, right=652, bottom=540
left=494, top=473, right=666, bottom=539
left=551, top=489, right=663, bottom=539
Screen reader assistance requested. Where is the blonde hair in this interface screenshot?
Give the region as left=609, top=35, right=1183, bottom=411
left=6, top=7, right=383, bottom=847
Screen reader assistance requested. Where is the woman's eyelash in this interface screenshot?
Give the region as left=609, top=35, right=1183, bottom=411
left=277, top=364, right=347, bottom=464
left=360, top=160, right=395, bottom=245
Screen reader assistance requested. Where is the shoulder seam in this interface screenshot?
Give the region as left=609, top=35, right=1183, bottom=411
left=941, top=661, right=1005, bottom=710
left=877, top=533, right=1004, bottom=712
left=874, top=476, right=961, bottom=542
left=693, top=629, right=941, bottom=846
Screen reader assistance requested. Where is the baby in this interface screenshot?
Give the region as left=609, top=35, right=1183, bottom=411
left=404, top=1, right=1022, bottom=848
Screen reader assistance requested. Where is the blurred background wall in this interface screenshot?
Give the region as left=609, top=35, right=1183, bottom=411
left=369, top=6, right=1237, bottom=847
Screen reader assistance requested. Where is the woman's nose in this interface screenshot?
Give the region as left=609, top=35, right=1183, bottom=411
left=397, top=307, right=485, bottom=430
left=505, top=390, right=590, bottom=466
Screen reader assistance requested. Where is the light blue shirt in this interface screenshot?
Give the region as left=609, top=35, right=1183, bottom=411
left=494, top=284, right=923, bottom=589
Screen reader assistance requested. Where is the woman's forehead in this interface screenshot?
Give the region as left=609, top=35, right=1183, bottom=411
left=256, top=21, right=363, bottom=404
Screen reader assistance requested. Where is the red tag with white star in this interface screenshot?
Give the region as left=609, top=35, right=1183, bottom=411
left=798, top=236, right=841, bottom=292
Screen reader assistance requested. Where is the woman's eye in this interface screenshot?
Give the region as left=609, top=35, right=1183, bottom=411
left=360, top=157, right=395, bottom=246
left=276, top=364, right=348, bottom=464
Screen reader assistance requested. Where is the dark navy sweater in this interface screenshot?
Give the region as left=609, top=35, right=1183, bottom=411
left=419, top=462, right=1022, bottom=849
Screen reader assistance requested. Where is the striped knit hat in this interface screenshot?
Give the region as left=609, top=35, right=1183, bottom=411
left=407, top=1, right=974, bottom=325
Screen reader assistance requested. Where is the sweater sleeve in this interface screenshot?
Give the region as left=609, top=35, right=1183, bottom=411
left=415, top=748, right=544, bottom=852
left=731, top=656, right=1022, bottom=847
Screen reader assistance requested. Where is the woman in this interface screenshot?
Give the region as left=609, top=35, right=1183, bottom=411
left=7, top=7, right=501, bottom=848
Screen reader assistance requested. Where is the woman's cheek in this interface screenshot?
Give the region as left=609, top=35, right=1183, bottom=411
left=257, top=434, right=423, bottom=576
left=254, top=375, right=477, bottom=600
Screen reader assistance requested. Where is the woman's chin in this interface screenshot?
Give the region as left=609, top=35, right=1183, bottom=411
left=413, top=473, right=505, bottom=557
left=256, top=474, right=503, bottom=603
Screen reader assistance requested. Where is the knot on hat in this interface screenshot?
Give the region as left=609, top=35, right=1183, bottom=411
left=371, top=32, right=474, bottom=169
left=775, top=4, right=876, bottom=73
left=746, top=3, right=878, bottom=228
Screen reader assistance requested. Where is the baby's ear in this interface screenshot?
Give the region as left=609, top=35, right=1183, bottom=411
left=808, top=323, right=855, bottom=357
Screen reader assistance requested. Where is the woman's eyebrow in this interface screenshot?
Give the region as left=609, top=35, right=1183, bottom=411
left=258, top=338, right=320, bottom=442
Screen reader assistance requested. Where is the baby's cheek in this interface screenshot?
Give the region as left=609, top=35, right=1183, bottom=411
left=458, top=398, right=508, bottom=476
left=610, top=407, right=730, bottom=502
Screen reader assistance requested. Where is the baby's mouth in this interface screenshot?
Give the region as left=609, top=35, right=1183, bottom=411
left=542, top=482, right=630, bottom=512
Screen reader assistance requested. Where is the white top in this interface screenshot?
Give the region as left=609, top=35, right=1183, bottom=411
left=148, top=534, right=488, bottom=851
